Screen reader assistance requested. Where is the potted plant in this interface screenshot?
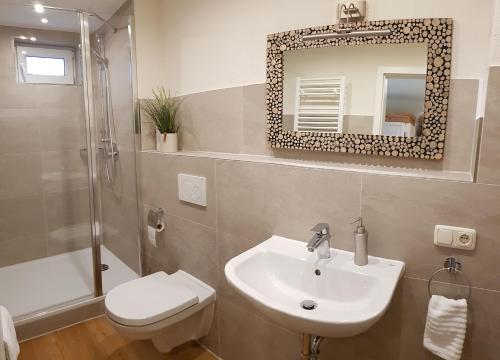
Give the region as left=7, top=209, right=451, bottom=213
left=142, top=87, right=182, bottom=153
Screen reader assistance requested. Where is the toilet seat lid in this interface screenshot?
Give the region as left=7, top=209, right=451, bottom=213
left=105, top=271, right=199, bottom=326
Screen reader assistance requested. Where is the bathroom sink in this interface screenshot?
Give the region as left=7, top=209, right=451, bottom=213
left=224, top=236, right=405, bottom=337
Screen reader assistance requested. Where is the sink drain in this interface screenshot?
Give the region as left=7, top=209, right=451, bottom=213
left=300, top=300, right=317, bottom=310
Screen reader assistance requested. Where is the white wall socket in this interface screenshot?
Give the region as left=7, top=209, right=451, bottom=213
left=178, top=174, right=207, bottom=206
left=434, top=225, right=476, bottom=250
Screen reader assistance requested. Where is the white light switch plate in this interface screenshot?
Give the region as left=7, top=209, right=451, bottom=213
left=434, top=225, right=476, bottom=250
left=178, top=174, right=207, bottom=206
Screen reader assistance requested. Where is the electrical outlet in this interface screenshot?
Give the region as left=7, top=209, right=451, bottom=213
left=434, top=225, right=476, bottom=250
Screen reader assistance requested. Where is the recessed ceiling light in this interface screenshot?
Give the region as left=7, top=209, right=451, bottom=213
left=41, top=18, right=48, bottom=24
left=34, top=3, right=44, bottom=13
left=22, top=51, right=27, bottom=55
left=18, top=35, right=27, bottom=40
left=30, top=37, right=37, bottom=42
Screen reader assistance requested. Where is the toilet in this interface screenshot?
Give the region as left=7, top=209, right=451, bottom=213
left=104, top=270, right=216, bottom=353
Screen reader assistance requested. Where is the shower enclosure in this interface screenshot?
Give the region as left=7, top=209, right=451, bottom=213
left=0, top=1, right=141, bottom=327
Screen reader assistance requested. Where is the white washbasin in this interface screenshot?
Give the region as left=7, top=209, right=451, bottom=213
left=224, top=236, right=405, bottom=337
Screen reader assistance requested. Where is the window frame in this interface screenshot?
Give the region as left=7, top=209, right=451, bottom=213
left=16, top=44, right=75, bottom=85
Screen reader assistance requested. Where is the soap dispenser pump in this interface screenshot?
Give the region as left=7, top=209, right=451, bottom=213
left=352, top=217, right=368, bottom=266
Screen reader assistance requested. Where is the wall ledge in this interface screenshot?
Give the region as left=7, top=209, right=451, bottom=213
left=142, top=150, right=473, bottom=183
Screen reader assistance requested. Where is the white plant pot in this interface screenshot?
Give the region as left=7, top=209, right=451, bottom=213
left=157, top=132, right=178, bottom=153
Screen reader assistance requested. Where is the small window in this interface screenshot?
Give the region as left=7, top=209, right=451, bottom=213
left=16, top=45, right=75, bottom=85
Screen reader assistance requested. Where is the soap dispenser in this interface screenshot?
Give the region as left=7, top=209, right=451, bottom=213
left=352, top=217, right=368, bottom=266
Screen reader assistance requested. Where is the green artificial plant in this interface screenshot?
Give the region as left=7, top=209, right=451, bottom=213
left=142, top=87, right=182, bottom=136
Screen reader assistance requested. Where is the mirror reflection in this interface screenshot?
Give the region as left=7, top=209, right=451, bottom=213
left=283, top=43, right=427, bottom=137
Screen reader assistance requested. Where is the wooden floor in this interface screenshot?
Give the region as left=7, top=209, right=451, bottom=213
left=19, top=317, right=217, bottom=360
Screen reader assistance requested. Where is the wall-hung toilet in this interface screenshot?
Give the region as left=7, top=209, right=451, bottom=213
left=104, top=270, right=216, bottom=353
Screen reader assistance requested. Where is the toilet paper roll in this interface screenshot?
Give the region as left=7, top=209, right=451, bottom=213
left=147, top=221, right=165, bottom=247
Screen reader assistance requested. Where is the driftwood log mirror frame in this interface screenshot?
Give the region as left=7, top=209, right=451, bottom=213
left=266, top=18, right=453, bottom=159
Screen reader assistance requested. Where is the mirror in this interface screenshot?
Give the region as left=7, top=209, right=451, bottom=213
left=282, top=43, right=427, bottom=137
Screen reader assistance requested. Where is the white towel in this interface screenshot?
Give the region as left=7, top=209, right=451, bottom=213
left=0, top=306, right=19, bottom=360
left=423, top=295, right=467, bottom=360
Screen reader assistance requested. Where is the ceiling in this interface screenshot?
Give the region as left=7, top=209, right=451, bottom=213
left=0, top=0, right=127, bottom=32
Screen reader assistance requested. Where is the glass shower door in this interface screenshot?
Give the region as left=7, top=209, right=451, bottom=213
left=89, top=6, right=142, bottom=293
left=0, top=5, right=95, bottom=320
left=0, top=2, right=141, bottom=323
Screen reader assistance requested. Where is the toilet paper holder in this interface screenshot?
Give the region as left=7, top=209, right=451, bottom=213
left=148, top=208, right=165, bottom=231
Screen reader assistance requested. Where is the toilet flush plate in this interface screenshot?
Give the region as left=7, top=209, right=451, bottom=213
left=178, top=174, right=207, bottom=206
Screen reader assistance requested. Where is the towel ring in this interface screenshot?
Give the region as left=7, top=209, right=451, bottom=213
left=427, top=257, right=471, bottom=301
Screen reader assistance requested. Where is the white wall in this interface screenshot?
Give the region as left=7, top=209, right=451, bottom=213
left=133, top=0, right=168, bottom=98
left=490, top=0, right=500, bottom=66
left=282, top=43, right=427, bottom=116
left=134, top=0, right=494, bottom=96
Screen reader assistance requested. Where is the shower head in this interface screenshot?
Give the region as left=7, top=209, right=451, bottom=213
left=91, top=48, right=108, bottom=65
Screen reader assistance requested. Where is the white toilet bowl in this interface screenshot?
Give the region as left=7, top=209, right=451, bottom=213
left=104, top=270, right=216, bottom=353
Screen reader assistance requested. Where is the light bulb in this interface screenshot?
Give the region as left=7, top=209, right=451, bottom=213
left=34, top=3, right=44, bottom=13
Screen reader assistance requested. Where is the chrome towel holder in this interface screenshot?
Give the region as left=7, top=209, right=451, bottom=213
left=427, top=257, right=471, bottom=301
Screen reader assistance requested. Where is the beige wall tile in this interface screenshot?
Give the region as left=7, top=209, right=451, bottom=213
left=0, top=233, right=47, bottom=267
left=478, top=66, right=500, bottom=185
left=104, top=232, right=140, bottom=274
left=102, top=190, right=140, bottom=273
left=219, top=298, right=301, bottom=360
left=35, top=85, right=84, bottom=110
left=39, top=109, right=86, bottom=151
left=0, top=196, right=46, bottom=266
left=0, top=195, right=45, bottom=242
left=216, top=160, right=362, bottom=249
left=242, top=84, right=272, bottom=155
left=44, top=190, right=90, bottom=233
left=140, top=152, right=216, bottom=228
left=362, top=174, right=500, bottom=291
left=41, top=150, right=88, bottom=194
left=177, top=87, right=244, bottom=153
left=0, top=83, right=37, bottom=109
left=442, top=79, right=478, bottom=172
left=0, top=152, right=42, bottom=198
left=0, top=109, right=41, bottom=155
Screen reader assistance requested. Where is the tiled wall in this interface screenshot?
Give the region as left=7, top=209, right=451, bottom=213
left=138, top=66, right=500, bottom=359
left=0, top=26, right=90, bottom=267
left=477, top=67, right=500, bottom=184
left=142, top=78, right=479, bottom=176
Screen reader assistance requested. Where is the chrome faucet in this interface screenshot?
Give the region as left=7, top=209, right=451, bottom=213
left=307, top=223, right=332, bottom=259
